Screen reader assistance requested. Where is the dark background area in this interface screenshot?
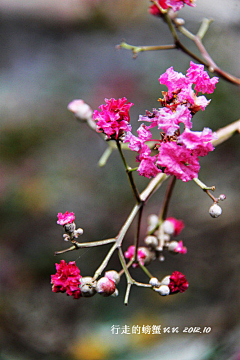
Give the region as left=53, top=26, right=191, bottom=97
left=0, top=1, right=239, bottom=359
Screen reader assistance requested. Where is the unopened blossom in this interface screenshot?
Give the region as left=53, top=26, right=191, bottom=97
left=164, top=217, right=185, bottom=236
left=186, top=61, right=219, bottom=94
left=168, top=271, right=189, bottom=293
left=51, top=260, right=81, bottom=299
left=93, top=97, right=133, bottom=139
left=96, top=277, right=116, bottom=297
left=57, top=211, right=75, bottom=226
left=67, top=99, right=93, bottom=120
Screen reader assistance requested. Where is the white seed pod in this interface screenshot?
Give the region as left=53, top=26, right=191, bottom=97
left=144, top=235, right=159, bottom=248
left=160, top=275, right=170, bottom=286
left=96, top=277, right=116, bottom=297
left=149, top=277, right=159, bottom=287
left=67, top=99, right=93, bottom=121
left=162, top=220, right=174, bottom=235
left=154, top=285, right=170, bottom=296
left=209, top=203, right=222, bottom=218
left=80, top=277, right=96, bottom=297
left=105, top=270, right=120, bottom=285
left=167, top=241, right=179, bottom=252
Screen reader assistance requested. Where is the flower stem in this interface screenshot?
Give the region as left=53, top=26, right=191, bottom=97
left=116, top=140, right=141, bottom=203
left=92, top=242, right=118, bottom=280
left=54, top=238, right=116, bottom=255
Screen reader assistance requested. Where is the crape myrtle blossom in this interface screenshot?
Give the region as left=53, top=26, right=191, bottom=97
left=149, top=0, right=196, bottom=16
left=186, top=62, right=219, bottom=94
left=57, top=211, right=75, bottom=226
left=168, top=271, right=189, bottom=293
left=124, top=63, right=218, bottom=181
left=51, top=260, right=82, bottom=299
left=93, top=97, right=133, bottom=139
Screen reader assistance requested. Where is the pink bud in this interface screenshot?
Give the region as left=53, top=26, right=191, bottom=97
left=96, top=277, right=116, bottom=297
left=68, top=99, right=93, bottom=120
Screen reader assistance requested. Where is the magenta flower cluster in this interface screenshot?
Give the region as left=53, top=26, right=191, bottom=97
left=57, top=211, right=75, bottom=226
left=93, top=97, right=133, bottom=139
left=149, top=0, right=196, bottom=14
left=124, top=62, right=218, bottom=182
left=51, top=260, right=82, bottom=299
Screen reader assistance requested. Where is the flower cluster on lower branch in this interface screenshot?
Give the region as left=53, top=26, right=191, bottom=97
left=51, top=211, right=189, bottom=302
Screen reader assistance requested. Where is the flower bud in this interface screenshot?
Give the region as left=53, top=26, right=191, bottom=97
left=96, top=277, right=116, bottom=297
left=160, top=275, right=170, bottom=286
left=147, top=214, right=159, bottom=232
left=209, top=203, right=222, bottom=218
left=154, top=285, right=170, bottom=296
left=149, top=277, right=159, bottom=287
left=167, top=241, right=179, bottom=252
left=105, top=270, right=120, bottom=285
left=219, top=194, right=226, bottom=201
left=175, top=18, right=185, bottom=26
left=64, top=223, right=76, bottom=233
left=80, top=277, right=96, bottom=297
left=144, top=235, right=158, bottom=248
left=162, top=220, right=175, bottom=235
left=67, top=99, right=93, bottom=121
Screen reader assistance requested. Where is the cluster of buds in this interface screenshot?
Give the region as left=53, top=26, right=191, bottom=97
left=80, top=270, right=120, bottom=298
left=149, top=271, right=189, bottom=296
left=143, top=215, right=186, bottom=262
left=57, top=211, right=84, bottom=242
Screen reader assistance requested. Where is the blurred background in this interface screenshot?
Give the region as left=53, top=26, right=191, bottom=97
left=0, top=0, right=240, bottom=359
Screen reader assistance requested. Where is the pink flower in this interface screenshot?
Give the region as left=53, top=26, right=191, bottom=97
left=124, top=245, right=147, bottom=267
left=166, top=0, right=196, bottom=12
left=57, top=211, right=75, bottom=226
left=149, top=1, right=168, bottom=16
left=93, top=97, right=133, bottom=139
left=157, top=142, right=200, bottom=182
left=178, top=128, right=217, bottom=156
left=138, top=156, right=161, bottom=179
left=165, top=217, right=185, bottom=236
left=149, top=0, right=196, bottom=14
left=159, top=66, right=190, bottom=98
left=186, top=61, right=219, bottom=94
left=168, top=271, right=189, bottom=293
left=174, top=240, right=187, bottom=254
left=51, top=260, right=82, bottom=299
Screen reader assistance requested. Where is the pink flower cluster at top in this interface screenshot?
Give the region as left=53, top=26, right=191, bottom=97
left=124, top=62, right=218, bottom=182
left=51, top=260, right=82, bottom=299
left=124, top=245, right=146, bottom=267
left=93, top=97, right=133, bottom=139
left=57, top=211, right=75, bottom=226
left=149, top=0, right=196, bottom=15
left=168, top=271, right=189, bottom=293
